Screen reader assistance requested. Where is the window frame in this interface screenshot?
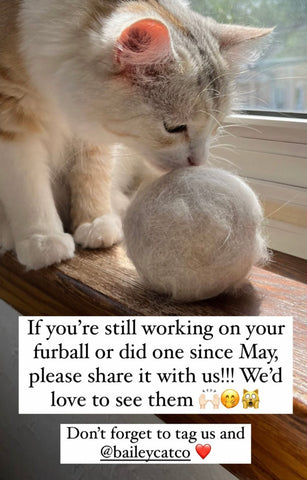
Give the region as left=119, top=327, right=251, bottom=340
left=211, top=113, right=307, bottom=259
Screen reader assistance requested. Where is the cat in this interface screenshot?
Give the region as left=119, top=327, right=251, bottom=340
left=0, top=0, right=272, bottom=269
left=242, top=389, right=260, bottom=409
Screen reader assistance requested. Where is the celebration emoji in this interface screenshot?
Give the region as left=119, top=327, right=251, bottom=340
left=221, top=389, right=240, bottom=409
left=242, top=389, right=260, bottom=409
left=199, top=392, right=220, bottom=410
left=199, top=393, right=206, bottom=409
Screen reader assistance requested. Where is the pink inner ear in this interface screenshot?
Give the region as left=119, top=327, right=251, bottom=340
left=116, top=19, right=171, bottom=66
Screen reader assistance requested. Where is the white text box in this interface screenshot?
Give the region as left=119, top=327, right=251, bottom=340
left=19, top=316, right=293, bottom=414
left=60, top=424, right=251, bottom=464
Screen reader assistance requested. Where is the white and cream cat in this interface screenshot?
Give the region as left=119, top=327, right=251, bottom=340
left=0, top=0, right=271, bottom=269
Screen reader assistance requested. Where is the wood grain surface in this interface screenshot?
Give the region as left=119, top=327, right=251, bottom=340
left=0, top=247, right=306, bottom=480
left=158, top=412, right=307, bottom=480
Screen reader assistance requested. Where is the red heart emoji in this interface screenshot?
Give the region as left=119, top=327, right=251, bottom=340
left=196, top=444, right=211, bottom=460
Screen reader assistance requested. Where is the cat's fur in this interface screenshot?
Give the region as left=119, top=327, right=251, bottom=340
left=0, top=0, right=271, bottom=269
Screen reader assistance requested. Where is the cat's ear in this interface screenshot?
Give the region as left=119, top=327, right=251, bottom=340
left=216, top=24, right=273, bottom=67
left=115, top=19, right=172, bottom=67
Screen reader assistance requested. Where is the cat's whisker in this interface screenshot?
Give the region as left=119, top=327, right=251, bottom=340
left=200, top=68, right=250, bottom=97
left=208, top=153, right=240, bottom=170
left=216, top=127, right=237, bottom=138
left=210, top=145, right=236, bottom=153
left=264, top=195, right=302, bottom=220
left=220, top=122, right=263, bottom=135
left=234, top=124, right=263, bottom=135
left=193, top=70, right=237, bottom=106
left=201, top=110, right=224, bottom=129
left=273, top=76, right=307, bottom=81
left=210, top=143, right=236, bottom=149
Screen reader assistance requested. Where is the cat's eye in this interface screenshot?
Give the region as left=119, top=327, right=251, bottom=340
left=164, top=122, right=187, bottom=134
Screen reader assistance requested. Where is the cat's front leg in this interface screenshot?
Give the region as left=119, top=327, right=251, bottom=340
left=70, top=144, right=122, bottom=249
left=0, top=137, right=75, bottom=269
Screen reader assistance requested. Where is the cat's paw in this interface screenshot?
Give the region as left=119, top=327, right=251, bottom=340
left=0, top=221, right=14, bottom=254
left=16, top=233, right=75, bottom=270
left=74, top=213, right=123, bottom=249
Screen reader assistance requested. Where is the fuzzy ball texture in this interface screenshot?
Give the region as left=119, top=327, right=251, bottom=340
left=123, top=167, right=268, bottom=302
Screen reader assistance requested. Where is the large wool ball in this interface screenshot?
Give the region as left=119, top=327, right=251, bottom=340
left=123, top=167, right=268, bottom=302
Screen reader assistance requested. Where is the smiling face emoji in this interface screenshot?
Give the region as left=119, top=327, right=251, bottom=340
left=221, top=389, right=240, bottom=409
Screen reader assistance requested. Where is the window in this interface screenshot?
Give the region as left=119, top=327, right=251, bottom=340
left=191, top=0, right=307, bottom=259
left=295, top=84, right=305, bottom=111
left=191, top=0, right=307, bottom=114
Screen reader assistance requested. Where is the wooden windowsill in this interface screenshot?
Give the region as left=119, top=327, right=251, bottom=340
left=0, top=248, right=306, bottom=480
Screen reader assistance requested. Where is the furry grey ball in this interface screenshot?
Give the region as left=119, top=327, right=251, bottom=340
left=123, top=167, right=268, bottom=302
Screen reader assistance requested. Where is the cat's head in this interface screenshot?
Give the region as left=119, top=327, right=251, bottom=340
left=66, top=2, right=272, bottom=170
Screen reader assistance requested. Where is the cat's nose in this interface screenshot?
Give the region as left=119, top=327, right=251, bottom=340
left=188, top=155, right=200, bottom=166
left=188, top=139, right=210, bottom=166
